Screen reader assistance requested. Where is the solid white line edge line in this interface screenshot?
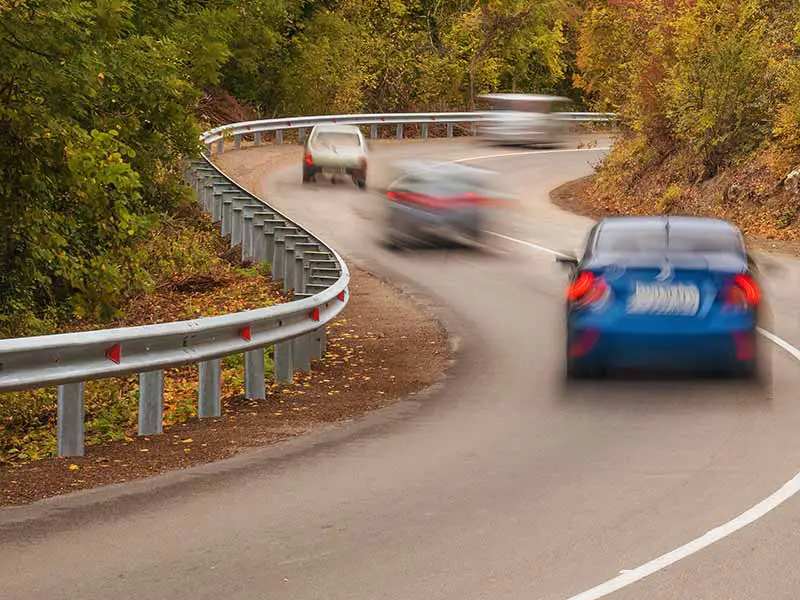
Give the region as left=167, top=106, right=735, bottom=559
left=388, top=142, right=800, bottom=598
left=447, top=144, right=800, bottom=599
left=487, top=229, right=800, bottom=600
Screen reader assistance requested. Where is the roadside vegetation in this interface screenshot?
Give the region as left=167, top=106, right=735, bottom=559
left=3, top=0, right=799, bottom=462
left=574, top=0, right=800, bottom=241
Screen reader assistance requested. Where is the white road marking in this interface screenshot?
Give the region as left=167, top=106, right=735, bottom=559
left=757, top=327, right=800, bottom=361
left=447, top=146, right=611, bottom=165
left=565, top=472, right=800, bottom=600
left=388, top=142, right=800, bottom=597
left=483, top=230, right=572, bottom=258
left=474, top=228, right=800, bottom=600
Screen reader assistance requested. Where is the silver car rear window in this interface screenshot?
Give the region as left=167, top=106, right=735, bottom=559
left=313, top=132, right=361, bottom=147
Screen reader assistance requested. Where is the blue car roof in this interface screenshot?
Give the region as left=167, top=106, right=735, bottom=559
left=587, top=216, right=747, bottom=272
left=597, top=216, right=740, bottom=234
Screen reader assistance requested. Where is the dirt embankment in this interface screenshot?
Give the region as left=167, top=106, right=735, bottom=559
left=550, top=138, right=800, bottom=256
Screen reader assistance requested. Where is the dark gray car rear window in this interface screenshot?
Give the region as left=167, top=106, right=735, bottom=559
left=595, top=227, right=743, bottom=254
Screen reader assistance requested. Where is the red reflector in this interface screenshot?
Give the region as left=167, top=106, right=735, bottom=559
left=569, top=330, right=600, bottom=358
left=105, top=343, right=121, bottom=364
left=567, top=272, right=595, bottom=301
left=311, top=307, right=320, bottom=321
left=239, top=326, right=252, bottom=341
left=304, top=152, right=313, bottom=165
left=337, top=290, right=346, bottom=301
left=732, top=331, right=755, bottom=361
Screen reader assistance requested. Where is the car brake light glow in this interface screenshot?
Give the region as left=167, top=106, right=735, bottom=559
left=304, top=151, right=313, bottom=165
left=567, top=272, right=611, bottom=309
left=723, top=274, right=760, bottom=309
left=567, top=271, right=594, bottom=301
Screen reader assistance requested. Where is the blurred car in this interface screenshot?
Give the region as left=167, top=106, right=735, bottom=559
left=558, top=216, right=768, bottom=381
left=302, top=124, right=368, bottom=189
left=476, top=93, right=570, bottom=148
left=383, top=161, right=499, bottom=249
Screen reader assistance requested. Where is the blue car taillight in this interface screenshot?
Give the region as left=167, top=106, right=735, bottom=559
left=566, top=271, right=613, bottom=311
left=722, top=273, right=760, bottom=312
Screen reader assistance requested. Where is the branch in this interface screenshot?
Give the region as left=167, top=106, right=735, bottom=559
left=0, top=20, right=55, bottom=60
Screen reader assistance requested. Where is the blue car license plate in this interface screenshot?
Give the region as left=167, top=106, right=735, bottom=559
left=626, top=282, right=700, bottom=316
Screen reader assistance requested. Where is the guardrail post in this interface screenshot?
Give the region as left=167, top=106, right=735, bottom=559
left=198, top=359, right=222, bottom=418
left=470, top=123, right=477, bottom=136
left=276, top=130, right=284, bottom=145
left=212, top=191, right=223, bottom=223
left=370, top=124, right=378, bottom=139
left=396, top=124, right=403, bottom=140
left=221, top=199, right=234, bottom=237
left=216, top=139, right=224, bottom=154
left=294, top=254, right=305, bottom=294
left=242, top=214, right=254, bottom=261
left=293, top=334, right=311, bottom=373
left=202, top=183, right=213, bottom=213
left=138, top=370, right=164, bottom=436
left=274, top=341, right=293, bottom=384
left=254, top=131, right=262, bottom=147
left=264, top=226, right=276, bottom=261
left=447, top=123, right=454, bottom=137
left=245, top=349, right=266, bottom=400
left=57, top=382, right=85, bottom=457
left=284, top=246, right=296, bottom=292
left=298, top=128, right=306, bottom=143
left=273, top=238, right=286, bottom=280
left=421, top=123, right=429, bottom=139
left=231, top=207, right=243, bottom=248
left=253, top=222, right=267, bottom=262
left=234, top=134, right=242, bottom=150
left=311, top=327, right=326, bottom=360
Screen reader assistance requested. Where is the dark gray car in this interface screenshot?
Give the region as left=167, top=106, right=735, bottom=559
left=384, top=162, right=498, bottom=249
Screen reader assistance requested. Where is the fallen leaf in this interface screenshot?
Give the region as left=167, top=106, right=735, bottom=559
left=68, top=464, right=79, bottom=471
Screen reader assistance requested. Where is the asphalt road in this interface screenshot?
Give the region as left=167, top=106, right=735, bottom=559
left=3, top=138, right=800, bottom=600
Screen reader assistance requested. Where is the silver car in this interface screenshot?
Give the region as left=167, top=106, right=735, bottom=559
left=476, top=93, right=570, bottom=148
left=302, top=124, right=369, bottom=189
left=384, top=161, right=497, bottom=249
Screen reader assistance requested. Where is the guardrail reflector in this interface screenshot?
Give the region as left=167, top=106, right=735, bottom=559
left=310, top=308, right=320, bottom=321
left=239, top=326, right=252, bottom=342
left=106, top=344, right=121, bottom=364
left=337, top=291, right=346, bottom=302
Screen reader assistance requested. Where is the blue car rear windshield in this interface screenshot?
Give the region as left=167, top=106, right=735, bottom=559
left=595, top=228, right=744, bottom=255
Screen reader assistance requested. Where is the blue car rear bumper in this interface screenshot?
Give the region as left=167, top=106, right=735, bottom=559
left=567, top=328, right=757, bottom=372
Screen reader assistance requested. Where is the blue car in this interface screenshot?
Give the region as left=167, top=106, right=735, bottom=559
left=559, top=216, right=768, bottom=381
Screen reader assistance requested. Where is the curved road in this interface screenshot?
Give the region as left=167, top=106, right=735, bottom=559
left=3, top=139, right=800, bottom=599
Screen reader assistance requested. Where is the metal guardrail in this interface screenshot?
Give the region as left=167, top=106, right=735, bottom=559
left=200, top=111, right=619, bottom=153
left=1, top=109, right=615, bottom=459
left=0, top=153, right=350, bottom=457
